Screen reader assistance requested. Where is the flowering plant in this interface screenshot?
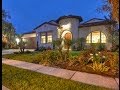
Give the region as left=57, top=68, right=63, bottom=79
left=88, top=51, right=106, bottom=63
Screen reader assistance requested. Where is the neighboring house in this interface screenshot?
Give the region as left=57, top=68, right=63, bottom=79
left=22, top=15, right=117, bottom=50
left=22, top=31, right=36, bottom=49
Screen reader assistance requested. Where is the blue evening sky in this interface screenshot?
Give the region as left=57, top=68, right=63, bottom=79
left=2, top=0, right=108, bottom=34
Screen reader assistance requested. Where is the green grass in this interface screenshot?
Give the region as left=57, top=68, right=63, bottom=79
left=2, top=52, right=40, bottom=63
left=2, top=51, right=83, bottom=62
left=2, top=64, right=111, bottom=90
left=70, top=51, right=82, bottom=56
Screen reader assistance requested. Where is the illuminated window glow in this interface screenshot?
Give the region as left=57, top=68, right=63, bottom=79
left=86, top=31, right=106, bottom=43
left=41, top=33, right=46, bottom=43
left=47, top=32, right=52, bottom=43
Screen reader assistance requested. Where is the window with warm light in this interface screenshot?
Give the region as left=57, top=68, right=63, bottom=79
left=47, top=32, right=52, bottom=43
left=41, top=33, right=46, bottom=43
left=86, top=31, right=106, bottom=43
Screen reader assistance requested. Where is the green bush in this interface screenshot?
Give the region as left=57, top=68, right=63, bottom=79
left=25, top=50, right=31, bottom=53
left=39, top=46, right=46, bottom=51
left=14, top=52, right=20, bottom=54
left=89, top=61, right=110, bottom=72
left=31, top=50, right=61, bottom=65
left=96, top=43, right=106, bottom=51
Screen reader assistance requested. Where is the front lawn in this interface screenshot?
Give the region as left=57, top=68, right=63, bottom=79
left=2, top=50, right=119, bottom=78
left=2, top=51, right=81, bottom=63
left=2, top=64, right=110, bottom=90
left=2, top=51, right=40, bottom=63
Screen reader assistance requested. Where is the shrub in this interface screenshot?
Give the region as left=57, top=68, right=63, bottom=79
left=25, top=50, right=31, bottom=53
left=90, top=62, right=110, bottom=72
left=96, top=43, right=106, bottom=51
left=104, top=51, right=119, bottom=68
left=64, top=39, right=73, bottom=53
left=38, top=46, right=46, bottom=52
left=13, top=52, right=20, bottom=54
left=89, top=52, right=107, bottom=63
left=32, top=50, right=61, bottom=65
left=47, top=51, right=60, bottom=65
left=78, top=51, right=91, bottom=65
left=75, top=38, right=85, bottom=51
left=72, top=45, right=76, bottom=51
left=46, top=46, right=52, bottom=50
left=32, top=59, right=40, bottom=64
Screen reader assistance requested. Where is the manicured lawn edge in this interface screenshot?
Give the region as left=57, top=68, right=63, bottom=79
left=2, top=64, right=110, bottom=90
left=2, top=51, right=119, bottom=78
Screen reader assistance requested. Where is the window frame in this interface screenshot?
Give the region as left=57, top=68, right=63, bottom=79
left=47, top=32, right=52, bottom=43
left=40, top=32, right=46, bottom=44
left=86, top=31, right=106, bottom=44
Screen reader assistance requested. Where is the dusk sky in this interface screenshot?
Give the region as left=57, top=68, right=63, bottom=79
left=2, top=0, right=108, bottom=34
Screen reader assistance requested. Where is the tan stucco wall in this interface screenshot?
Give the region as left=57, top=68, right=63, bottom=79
left=35, top=24, right=58, bottom=49
left=58, top=18, right=80, bottom=40
left=79, top=25, right=113, bottom=50
left=22, top=33, right=36, bottom=38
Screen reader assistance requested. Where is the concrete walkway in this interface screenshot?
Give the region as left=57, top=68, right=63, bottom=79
left=2, top=58, right=119, bottom=90
left=2, top=49, right=34, bottom=55
left=2, top=85, right=9, bottom=90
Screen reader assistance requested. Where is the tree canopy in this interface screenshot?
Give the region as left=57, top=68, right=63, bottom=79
left=97, top=0, right=119, bottom=22
left=2, top=9, right=16, bottom=48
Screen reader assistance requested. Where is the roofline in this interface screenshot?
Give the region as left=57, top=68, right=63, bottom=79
left=79, top=20, right=117, bottom=28
left=56, top=15, right=83, bottom=23
left=22, top=31, right=36, bottom=35
left=33, top=22, right=60, bottom=30
left=82, top=18, right=105, bottom=24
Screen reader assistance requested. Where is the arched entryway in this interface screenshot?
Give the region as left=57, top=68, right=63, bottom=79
left=61, top=31, right=72, bottom=50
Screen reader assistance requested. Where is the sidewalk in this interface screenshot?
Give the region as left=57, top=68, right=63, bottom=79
left=2, top=58, right=119, bottom=90
left=2, top=49, right=34, bottom=55
left=2, top=85, right=9, bottom=90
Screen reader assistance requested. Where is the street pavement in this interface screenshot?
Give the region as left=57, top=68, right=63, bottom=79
left=2, top=49, right=35, bottom=55
left=2, top=86, right=9, bottom=90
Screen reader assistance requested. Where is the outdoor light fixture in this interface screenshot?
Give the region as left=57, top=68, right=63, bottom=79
left=22, top=38, right=26, bottom=42
left=61, top=23, right=71, bottom=30
left=16, top=38, right=20, bottom=44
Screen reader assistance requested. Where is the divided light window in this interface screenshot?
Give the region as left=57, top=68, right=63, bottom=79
left=47, top=32, right=52, bottom=43
left=86, top=31, right=106, bottom=43
left=41, top=33, right=46, bottom=43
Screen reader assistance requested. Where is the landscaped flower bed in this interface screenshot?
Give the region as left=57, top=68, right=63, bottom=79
left=3, top=50, right=119, bottom=78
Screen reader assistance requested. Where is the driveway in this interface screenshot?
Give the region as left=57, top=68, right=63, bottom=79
left=2, top=49, right=35, bottom=55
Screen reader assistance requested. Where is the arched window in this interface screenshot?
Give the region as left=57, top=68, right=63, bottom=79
left=86, top=31, right=106, bottom=43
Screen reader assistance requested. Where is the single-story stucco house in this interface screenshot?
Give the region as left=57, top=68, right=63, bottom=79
left=22, top=15, right=117, bottom=50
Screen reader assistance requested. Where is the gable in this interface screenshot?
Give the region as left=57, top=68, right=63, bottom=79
left=83, top=18, right=105, bottom=24
left=34, top=22, right=59, bottom=31
left=22, top=33, right=36, bottom=38
left=35, top=23, right=58, bottom=33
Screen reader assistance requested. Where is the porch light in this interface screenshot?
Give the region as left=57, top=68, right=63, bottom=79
left=61, top=23, right=71, bottom=30
left=16, top=38, right=20, bottom=44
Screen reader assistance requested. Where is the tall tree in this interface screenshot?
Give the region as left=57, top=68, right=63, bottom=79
left=108, top=0, right=119, bottom=22
left=2, top=9, right=16, bottom=48
left=97, top=0, right=119, bottom=22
